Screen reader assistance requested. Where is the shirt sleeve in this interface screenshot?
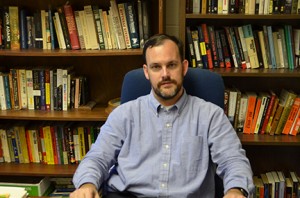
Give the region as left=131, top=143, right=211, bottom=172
left=72, top=106, right=127, bottom=189
left=208, top=107, right=255, bottom=195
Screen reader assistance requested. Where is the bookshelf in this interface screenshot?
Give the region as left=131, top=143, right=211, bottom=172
left=179, top=1, right=300, bottom=175
left=0, top=0, right=164, bottom=178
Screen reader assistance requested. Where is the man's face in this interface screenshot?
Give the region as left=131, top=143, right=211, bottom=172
left=143, top=40, right=188, bottom=103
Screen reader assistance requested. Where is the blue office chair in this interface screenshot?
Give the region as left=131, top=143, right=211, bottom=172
left=120, top=67, right=225, bottom=197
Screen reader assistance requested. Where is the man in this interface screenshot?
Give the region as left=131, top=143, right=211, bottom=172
left=71, top=34, right=254, bottom=198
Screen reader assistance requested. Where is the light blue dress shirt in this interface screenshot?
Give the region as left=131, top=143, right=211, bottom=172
left=73, top=90, right=254, bottom=197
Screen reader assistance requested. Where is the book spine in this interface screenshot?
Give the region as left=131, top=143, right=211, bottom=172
left=117, top=3, right=131, bottom=49
left=57, top=7, right=72, bottom=50
left=9, top=6, right=20, bottom=50
left=39, top=69, right=46, bottom=111
left=242, top=24, right=260, bottom=69
left=64, top=4, right=80, bottom=50
left=33, top=11, right=43, bottom=49
left=92, top=5, right=105, bottom=50
left=201, top=24, right=214, bottom=69
left=186, top=26, right=196, bottom=68
left=3, top=7, right=11, bottom=49
left=3, top=74, right=12, bottom=109
left=124, top=2, right=140, bottom=49
left=48, top=8, right=58, bottom=49
left=19, top=9, right=28, bottom=49
left=18, top=69, right=27, bottom=110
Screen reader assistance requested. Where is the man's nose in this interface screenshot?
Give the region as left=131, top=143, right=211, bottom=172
left=161, top=67, right=169, bottom=77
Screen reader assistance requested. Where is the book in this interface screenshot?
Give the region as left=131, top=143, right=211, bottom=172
left=57, top=7, right=72, bottom=50
left=289, top=103, right=300, bottom=135
left=208, top=25, right=219, bottom=68
left=137, top=0, right=144, bottom=48
left=110, top=0, right=126, bottom=49
left=214, top=30, right=225, bottom=68
left=124, top=1, right=140, bottom=49
left=117, top=3, right=131, bottom=49
left=266, top=25, right=277, bottom=68
left=242, top=24, right=259, bottom=69
left=289, top=171, right=299, bottom=198
left=17, top=69, right=27, bottom=110
left=191, top=29, right=203, bottom=68
left=274, top=89, right=297, bottom=135
left=243, top=91, right=257, bottom=134
left=186, top=26, right=196, bottom=68
left=282, top=95, right=300, bottom=135
left=84, top=5, right=100, bottom=50
left=201, top=23, right=214, bottom=69
left=253, top=176, right=264, bottom=198
left=63, top=3, right=80, bottom=50
left=219, top=29, right=232, bottom=68
left=53, top=12, right=66, bottom=49
left=197, top=26, right=209, bottom=69
left=254, top=92, right=270, bottom=134
left=236, top=93, right=248, bottom=132
left=0, top=176, right=53, bottom=196
left=92, top=5, right=105, bottom=50
left=250, top=95, right=262, bottom=134
left=257, top=30, right=269, bottom=68
left=224, top=26, right=239, bottom=68
left=237, top=26, right=251, bottom=68
left=9, top=6, right=20, bottom=50
left=19, top=9, right=28, bottom=49
left=73, top=10, right=85, bottom=50
left=260, top=90, right=276, bottom=134
left=227, top=88, right=239, bottom=125
left=40, top=10, right=48, bottom=49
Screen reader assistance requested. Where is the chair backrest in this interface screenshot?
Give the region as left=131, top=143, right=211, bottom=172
left=121, top=67, right=225, bottom=109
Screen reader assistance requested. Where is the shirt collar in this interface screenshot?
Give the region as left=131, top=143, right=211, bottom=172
left=148, top=89, right=188, bottom=115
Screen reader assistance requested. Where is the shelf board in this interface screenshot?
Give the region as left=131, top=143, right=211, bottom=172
left=211, top=68, right=300, bottom=77
left=186, top=13, right=300, bottom=20
left=0, top=107, right=109, bottom=121
left=0, top=163, right=77, bottom=177
left=0, top=49, right=143, bottom=57
left=238, top=133, right=300, bottom=146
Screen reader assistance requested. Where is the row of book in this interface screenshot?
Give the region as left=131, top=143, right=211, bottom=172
left=186, top=24, right=300, bottom=70
left=253, top=171, right=300, bottom=198
left=0, top=0, right=150, bottom=50
left=0, top=121, right=103, bottom=165
left=225, top=88, right=300, bottom=136
left=186, top=0, right=300, bottom=14
left=0, top=67, right=90, bottom=111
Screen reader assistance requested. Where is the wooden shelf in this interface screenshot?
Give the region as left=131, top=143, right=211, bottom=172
left=186, top=13, right=300, bottom=20
left=0, top=49, right=143, bottom=57
left=0, top=163, right=77, bottom=177
left=238, top=133, right=300, bottom=146
left=0, top=107, right=109, bottom=121
left=212, top=68, right=300, bottom=77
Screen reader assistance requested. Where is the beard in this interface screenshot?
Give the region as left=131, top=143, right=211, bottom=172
left=153, top=76, right=181, bottom=100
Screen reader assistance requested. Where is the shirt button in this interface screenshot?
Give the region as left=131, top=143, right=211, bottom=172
left=166, top=123, right=172, bottom=128
left=161, top=183, right=165, bottom=188
left=165, top=144, right=169, bottom=149
left=163, top=163, right=168, bottom=168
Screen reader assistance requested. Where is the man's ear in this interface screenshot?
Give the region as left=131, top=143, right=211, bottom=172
left=143, top=64, right=150, bottom=80
left=182, top=59, right=189, bottom=76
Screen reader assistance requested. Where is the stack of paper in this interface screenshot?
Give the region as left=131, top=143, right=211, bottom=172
left=0, top=186, right=28, bottom=198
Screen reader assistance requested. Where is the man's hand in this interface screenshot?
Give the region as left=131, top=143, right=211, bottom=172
left=223, top=188, right=247, bottom=198
left=69, top=183, right=100, bottom=198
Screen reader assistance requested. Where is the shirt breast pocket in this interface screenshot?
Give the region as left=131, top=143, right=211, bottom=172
left=180, top=135, right=206, bottom=173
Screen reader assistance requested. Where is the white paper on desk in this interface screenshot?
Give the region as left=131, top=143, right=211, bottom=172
left=0, top=186, right=28, bottom=198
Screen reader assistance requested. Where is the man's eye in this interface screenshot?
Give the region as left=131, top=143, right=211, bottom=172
left=151, top=65, right=161, bottom=70
left=168, top=64, right=177, bottom=68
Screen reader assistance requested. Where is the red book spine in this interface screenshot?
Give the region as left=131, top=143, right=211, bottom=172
left=63, top=4, right=80, bottom=50
left=201, top=24, right=214, bottom=69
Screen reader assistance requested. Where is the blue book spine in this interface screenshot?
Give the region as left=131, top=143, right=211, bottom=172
left=124, top=2, right=140, bottom=49
left=48, top=8, right=58, bottom=49
left=39, top=69, right=46, bottom=110
left=3, top=74, right=11, bottom=109
left=267, top=26, right=277, bottom=68
left=19, top=9, right=28, bottom=49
